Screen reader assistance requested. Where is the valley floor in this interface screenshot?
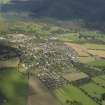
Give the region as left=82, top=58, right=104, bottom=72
left=27, top=76, right=61, bottom=105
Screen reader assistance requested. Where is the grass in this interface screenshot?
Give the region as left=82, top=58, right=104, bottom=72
left=57, top=30, right=105, bottom=45
left=64, top=42, right=89, bottom=57
left=78, top=56, right=95, bottom=63
left=88, top=59, right=105, bottom=69
left=82, top=43, right=105, bottom=50
left=53, top=84, right=97, bottom=105
left=63, top=72, right=89, bottom=82
left=99, top=75, right=105, bottom=80
left=102, top=101, right=105, bottom=105
left=56, top=31, right=105, bottom=105
left=0, top=18, right=105, bottom=105
left=80, top=82, right=105, bottom=97
left=0, top=58, right=19, bottom=69
left=58, top=33, right=79, bottom=42
left=0, top=68, right=28, bottom=105
left=87, top=50, right=105, bottom=58
left=92, top=76, right=105, bottom=87
left=0, top=0, right=10, bottom=4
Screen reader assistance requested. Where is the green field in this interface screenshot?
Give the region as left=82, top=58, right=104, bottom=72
left=58, top=33, right=79, bottom=42
left=55, top=31, right=105, bottom=105
left=53, top=85, right=97, bottom=105
left=0, top=68, right=28, bottom=105
left=92, top=76, right=105, bottom=87
left=78, top=56, right=95, bottom=63
left=88, top=59, right=105, bottom=69
left=99, top=75, right=105, bottom=80
left=0, top=0, right=10, bottom=4
left=81, top=43, right=105, bottom=50
left=80, top=82, right=105, bottom=97
left=58, top=30, right=105, bottom=44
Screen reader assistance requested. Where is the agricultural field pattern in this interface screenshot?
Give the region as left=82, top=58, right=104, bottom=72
left=0, top=0, right=105, bottom=105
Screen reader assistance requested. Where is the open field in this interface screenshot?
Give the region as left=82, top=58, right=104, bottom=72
left=63, top=72, right=89, bottom=82
left=65, top=42, right=105, bottom=58
left=88, top=50, right=105, bottom=58
left=27, top=76, right=60, bottom=105
left=54, top=31, right=105, bottom=105
left=80, top=82, right=105, bottom=97
left=102, top=101, right=105, bottom=105
left=92, top=75, right=105, bottom=87
left=0, top=57, right=19, bottom=69
left=53, top=85, right=98, bottom=105
left=65, top=42, right=89, bottom=57
left=0, top=0, right=10, bottom=4
left=0, top=68, right=28, bottom=105
left=81, top=43, right=105, bottom=50
left=78, top=56, right=95, bottom=63
left=88, top=59, right=105, bottom=69
left=0, top=18, right=105, bottom=105
left=58, top=33, right=79, bottom=42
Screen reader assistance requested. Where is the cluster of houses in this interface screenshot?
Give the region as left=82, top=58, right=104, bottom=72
left=0, top=34, right=86, bottom=89
left=37, top=72, right=65, bottom=89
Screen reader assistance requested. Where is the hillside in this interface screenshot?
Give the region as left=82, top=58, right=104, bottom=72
left=0, top=0, right=105, bottom=21
left=1, top=0, right=105, bottom=30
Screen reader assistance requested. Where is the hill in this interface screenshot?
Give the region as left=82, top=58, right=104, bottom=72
left=1, top=0, right=105, bottom=30
left=0, top=0, right=105, bottom=21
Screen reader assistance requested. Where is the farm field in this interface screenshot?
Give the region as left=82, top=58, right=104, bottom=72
left=88, top=50, right=105, bottom=58
left=0, top=36, right=104, bottom=105
left=0, top=57, right=19, bottom=69
left=78, top=56, right=95, bottom=63
left=52, top=31, right=105, bottom=105
left=58, top=33, right=79, bottom=42
left=102, top=101, right=105, bottom=105
left=88, top=59, right=105, bottom=69
left=27, top=76, right=61, bottom=105
left=92, top=75, right=105, bottom=87
left=0, top=68, right=28, bottom=105
left=63, top=72, right=89, bottom=83
left=81, top=43, right=105, bottom=50
left=0, top=15, right=105, bottom=105
left=64, top=42, right=89, bottom=57
left=80, top=82, right=105, bottom=97
left=60, top=32, right=105, bottom=74
left=53, top=84, right=98, bottom=105
left=64, top=42, right=105, bottom=58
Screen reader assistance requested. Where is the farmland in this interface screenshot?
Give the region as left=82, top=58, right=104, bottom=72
left=0, top=68, right=28, bottom=105
left=52, top=29, right=105, bottom=105
left=0, top=19, right=105, bottom=105
left=1, top=0, right=105, bottom=105
left=53, top=85, right=98, bottom=105
left=80, top=82, right=105, bottom=98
